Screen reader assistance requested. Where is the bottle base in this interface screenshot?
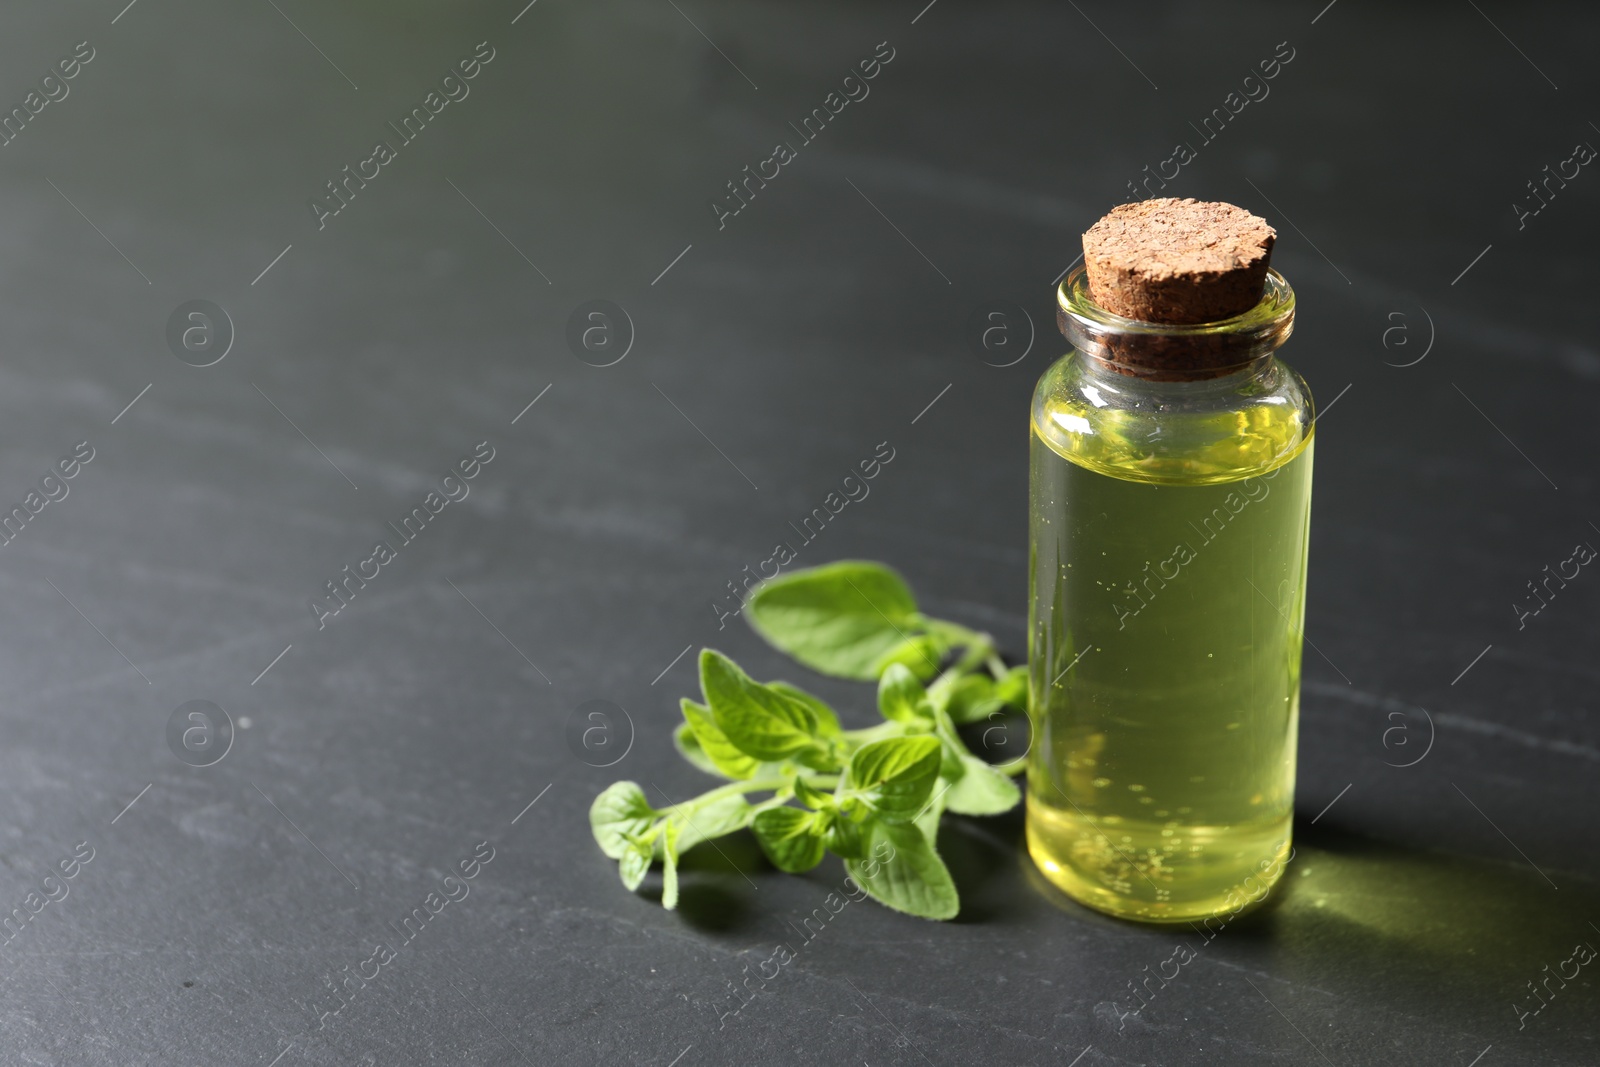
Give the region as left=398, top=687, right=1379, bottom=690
left=1025, top=801, right=1292, bottom=924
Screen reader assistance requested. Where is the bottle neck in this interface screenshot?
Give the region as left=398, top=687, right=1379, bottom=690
left=1076, top=348, right=1276, bottom=393
left=1056, top=265, right=1295, bottom=383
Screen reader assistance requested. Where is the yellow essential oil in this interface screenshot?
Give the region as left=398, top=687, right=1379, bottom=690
left=1025, top=256, right=1313, bottom=923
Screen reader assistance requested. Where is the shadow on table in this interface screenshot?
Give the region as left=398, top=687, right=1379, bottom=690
left=657, top=793, right=1597, bottom=1045
left=1006, top=814, right=1598, bottom=1040
left=659, top=833, right=768, bottom=932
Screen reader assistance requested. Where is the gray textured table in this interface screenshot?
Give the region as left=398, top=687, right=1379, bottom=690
left=1, top=1, right=1595, bottom=1064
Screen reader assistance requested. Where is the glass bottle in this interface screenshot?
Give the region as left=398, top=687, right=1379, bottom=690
left=1025, top=265, right=1313, bottom=923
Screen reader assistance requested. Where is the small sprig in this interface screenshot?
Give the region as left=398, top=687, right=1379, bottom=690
left=589, top=561, right=1027, bottom=920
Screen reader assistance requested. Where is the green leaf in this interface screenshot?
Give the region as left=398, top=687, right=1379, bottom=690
left=674, top=793, right=757, bottom=853
left=930, top=708, right=968, bottom=783
left=848, top=735, right=941, bottom=790
left=619, top=840, right=652, bottom=891
left=848, top=736, right=941, bottom=823
left=994, top=665, right=1028, bottom=709
left=826, top=813, right=866, bottom=859
left=769, top=682, right=842, bottom=738
left=923, top=702, right=1021, bottom=817
left=845, top=820, right=958, bottom=920
left=745, top=561, right=922, bottom=680
left=590, top=781, right=656, bottom=859
left=943, top=755, right=1022, bottom=816
left=700, top=650, right=827, bottom=763
left=913, top=791, right=944, bottom=843
left=751, top=807, right=826, bottom=873
left=868, top=633, right=947, bottom=682
left=943, top=674, right=1002, bottom=725
left=679, top=699, right=760, bottom=779
left=660, top=820, right=683, bottom=909
left=791, top=776, right=832, bottom=810
left=672, top=721, right=723, bottom=778
left=643, top=793, right=755, bottom=907
left=874, top=665, right=919, bottom=724
left=877, top=663, right=934, bottom=725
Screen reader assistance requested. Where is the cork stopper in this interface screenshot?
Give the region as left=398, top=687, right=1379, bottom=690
left=1083, top=199, right=1276, bottom=325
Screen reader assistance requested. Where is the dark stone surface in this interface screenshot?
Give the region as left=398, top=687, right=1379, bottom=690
left=0, top=1, right=1594, bottom=1063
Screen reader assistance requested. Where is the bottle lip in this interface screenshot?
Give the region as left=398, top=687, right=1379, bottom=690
left=1056, top=264, right=1296, bottom=380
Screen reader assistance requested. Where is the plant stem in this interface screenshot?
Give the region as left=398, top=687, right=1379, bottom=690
left=914, top=616, right=1001, bottom=711
left=656, top=774, right=840, bottom=814
left=843, top=722, right=904, bottom=744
